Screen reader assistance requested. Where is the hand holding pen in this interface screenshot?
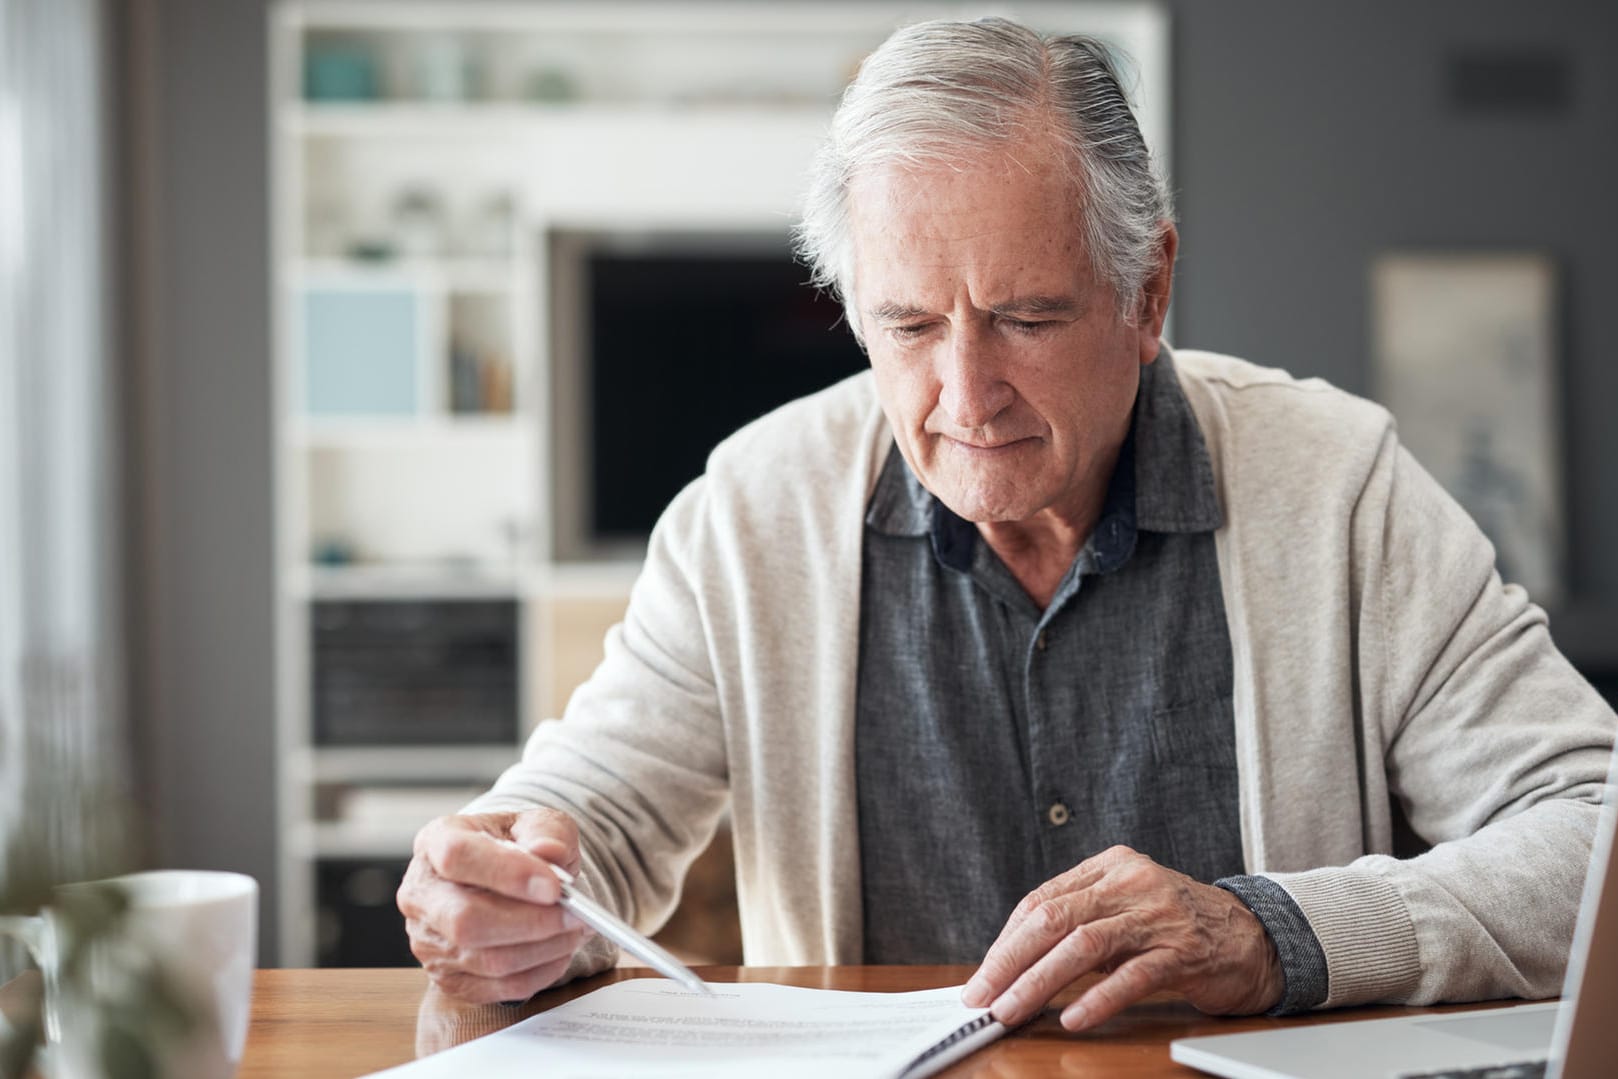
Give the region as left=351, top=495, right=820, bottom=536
left=533, top=857, right=713, bottom=996
left=396, top=806, right=711, bottom=1003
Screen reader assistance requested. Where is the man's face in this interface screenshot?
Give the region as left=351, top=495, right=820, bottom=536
left=848, top=136, right=1170, bottom=528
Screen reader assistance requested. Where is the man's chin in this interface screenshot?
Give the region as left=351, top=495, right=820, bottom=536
left=934, top=487, right=1045, bottom=525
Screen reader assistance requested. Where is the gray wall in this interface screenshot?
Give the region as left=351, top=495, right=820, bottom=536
left=139, top=0, right=277, bottom=962
left=134, top=0, right=1618, bottom=967
left=1171, top=0, right=1618, bottom=618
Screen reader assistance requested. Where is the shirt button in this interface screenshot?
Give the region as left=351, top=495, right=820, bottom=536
left=1036, top=631, right=1049, bottom=652
left=1046, top=801, right=1070, bottom=827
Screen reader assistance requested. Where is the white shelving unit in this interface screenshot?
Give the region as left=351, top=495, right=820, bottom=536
left=270, top=0, right=1169, bottom=967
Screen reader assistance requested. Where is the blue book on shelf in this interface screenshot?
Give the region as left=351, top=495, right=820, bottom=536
left=302, top=288, right=419, bottom=416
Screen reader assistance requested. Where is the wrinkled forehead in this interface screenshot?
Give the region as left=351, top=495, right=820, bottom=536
left=843, top=108, right=1079, bottom=195
left=849, top=147, right=1073, bottom=213
left=845, top=147, right=1092, bottom=288
left=843, top=168, right=1125, bottom=343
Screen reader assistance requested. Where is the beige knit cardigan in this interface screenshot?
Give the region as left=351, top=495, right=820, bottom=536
left=470, top=349, right=1617, bottom=1009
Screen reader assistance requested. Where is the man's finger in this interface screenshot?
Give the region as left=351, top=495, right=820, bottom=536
left=964, top=887, right=1106, bottom=1007
left=987, top=913, right=1139, bottom=1026
left=1060, top=950, right=1172, bottom=1031
left=421, top=823, right=564, bottom=905
left=428, top=885, right=577, bottom=949
left=455, top=930, right=587, bottom=979
left=509, top=808, right=582, bottom=874
left=432, top=956, right=576, bottom=1006
left=978, top=848, right=1127, bottom=958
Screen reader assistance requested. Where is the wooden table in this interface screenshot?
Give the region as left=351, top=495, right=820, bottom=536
left=237, top=965, right=1518, bottom=1077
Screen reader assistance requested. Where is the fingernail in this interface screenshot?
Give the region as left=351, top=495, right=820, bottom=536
left=1062, top=1003, right=1089, bottom=1030
left=961, top=977, right=988, bottom=1006
left=527, top=875, right=554, bottom=901
left=560, top=910, right=583, bottom=931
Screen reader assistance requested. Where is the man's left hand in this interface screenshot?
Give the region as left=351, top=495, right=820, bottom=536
left=961, top=845, right=1284, bottom=1031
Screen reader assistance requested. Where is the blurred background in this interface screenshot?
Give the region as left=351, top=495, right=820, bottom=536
left=2, top=0, right=1614, bottom=974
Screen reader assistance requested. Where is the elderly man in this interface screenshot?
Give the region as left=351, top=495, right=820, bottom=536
left=397, top=18, right=1616, bottom=1031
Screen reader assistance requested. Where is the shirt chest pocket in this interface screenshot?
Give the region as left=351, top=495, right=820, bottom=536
left=1145, top=697, right=1240, bottom=773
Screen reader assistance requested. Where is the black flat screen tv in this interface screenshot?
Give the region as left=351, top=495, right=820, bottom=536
left=548, top=230, right=869, bottom=560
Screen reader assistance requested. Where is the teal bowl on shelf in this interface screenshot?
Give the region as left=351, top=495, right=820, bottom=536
left=305, top=45, right=378, bottom=102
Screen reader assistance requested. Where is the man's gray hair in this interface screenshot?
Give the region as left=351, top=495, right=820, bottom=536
left=793, top=17, right=1173, bottom=338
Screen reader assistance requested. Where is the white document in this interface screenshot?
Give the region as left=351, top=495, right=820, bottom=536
left=369, top=979, right=1006, bottom=1079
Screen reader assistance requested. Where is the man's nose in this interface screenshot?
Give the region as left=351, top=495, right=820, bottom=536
left=936, top=327, right=1014, bottom=431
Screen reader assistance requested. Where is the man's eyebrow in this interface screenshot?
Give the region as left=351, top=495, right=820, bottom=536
left=990, top=295, right=1084, bottom=318
left=867, top=296, right=1085, bottom=322
left=867, top=301, right=931, bottom=323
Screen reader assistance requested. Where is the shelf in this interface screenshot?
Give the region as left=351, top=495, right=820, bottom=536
left=282, top=100, right=836, bottom=140
left=290, top=563, right=525, bottom=600
left=289, top=745, right=521, bottom=785
left=284, top=561, right=646, bottom=601
left=285, top=101, right=567, bottom=139
left=533, top=561, right=645, bottom=597
left=291, top=822, right=418, bottom=860
left=287, top=2, right=923, bottom=36
left=291, top=257, right=514, bottom=293
left=290, top=413, right=524, bottom=448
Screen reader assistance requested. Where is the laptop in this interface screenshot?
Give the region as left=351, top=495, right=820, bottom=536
left=1172, top=759, right=1618, bottom=1079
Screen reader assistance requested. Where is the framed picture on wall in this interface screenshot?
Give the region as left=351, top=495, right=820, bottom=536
left=1371, top=252, right=1562, bottom=605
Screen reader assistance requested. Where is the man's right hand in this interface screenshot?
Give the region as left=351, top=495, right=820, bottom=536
left=396, top=807, right=592, bottom=1003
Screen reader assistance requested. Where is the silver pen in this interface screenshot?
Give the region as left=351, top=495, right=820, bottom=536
left=545, top=860, right=715, bottom=997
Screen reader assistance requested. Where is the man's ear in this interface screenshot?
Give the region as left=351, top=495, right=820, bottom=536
left=1137, top=222, right=1178, bottom=365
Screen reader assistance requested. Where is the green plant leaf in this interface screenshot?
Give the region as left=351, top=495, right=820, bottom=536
left=53, top=884, right=132, bottom=983
left=0, top=1004, right=43, bottom=1079
left=128, top=964, right=197, bottom=1037
left=0, top=777, right=188, bottom=1079
left=98, top=1019, right=156, bottom=1079
left=0, top=833, right=54, bottom=917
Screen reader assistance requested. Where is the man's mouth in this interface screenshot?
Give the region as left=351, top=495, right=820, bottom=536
left=943, top=435, right=1034, bottom=453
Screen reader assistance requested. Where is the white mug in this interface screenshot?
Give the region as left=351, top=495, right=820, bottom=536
left=0, top=869, right=257, bottom=1079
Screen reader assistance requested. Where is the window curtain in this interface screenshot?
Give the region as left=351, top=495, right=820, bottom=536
left=0, top=0, right=128, bottom=977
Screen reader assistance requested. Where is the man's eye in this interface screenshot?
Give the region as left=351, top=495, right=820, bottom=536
left=889, top=323, right=930, bottom=340
left=1004, top=318, right=1049, bottom=335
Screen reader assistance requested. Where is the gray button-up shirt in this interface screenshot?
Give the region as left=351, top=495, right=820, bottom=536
left=854, top=352, right=1326, bottom=1012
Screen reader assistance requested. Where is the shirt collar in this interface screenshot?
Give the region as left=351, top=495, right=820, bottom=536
left=1134, top=346, right=1223, bottom=534
left=864, top=345, right=1222, bottom=545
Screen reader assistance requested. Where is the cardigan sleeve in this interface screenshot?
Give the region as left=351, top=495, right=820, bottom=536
left=1266, top=432, right=1616, bottom=1007
left=463, top=476, right=732, bottom=982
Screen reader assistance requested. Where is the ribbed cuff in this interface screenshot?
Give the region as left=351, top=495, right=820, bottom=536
left=1215, top=874, right=1329, bottom=1014
left=1266, top=868, right=1421, bottom=1008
